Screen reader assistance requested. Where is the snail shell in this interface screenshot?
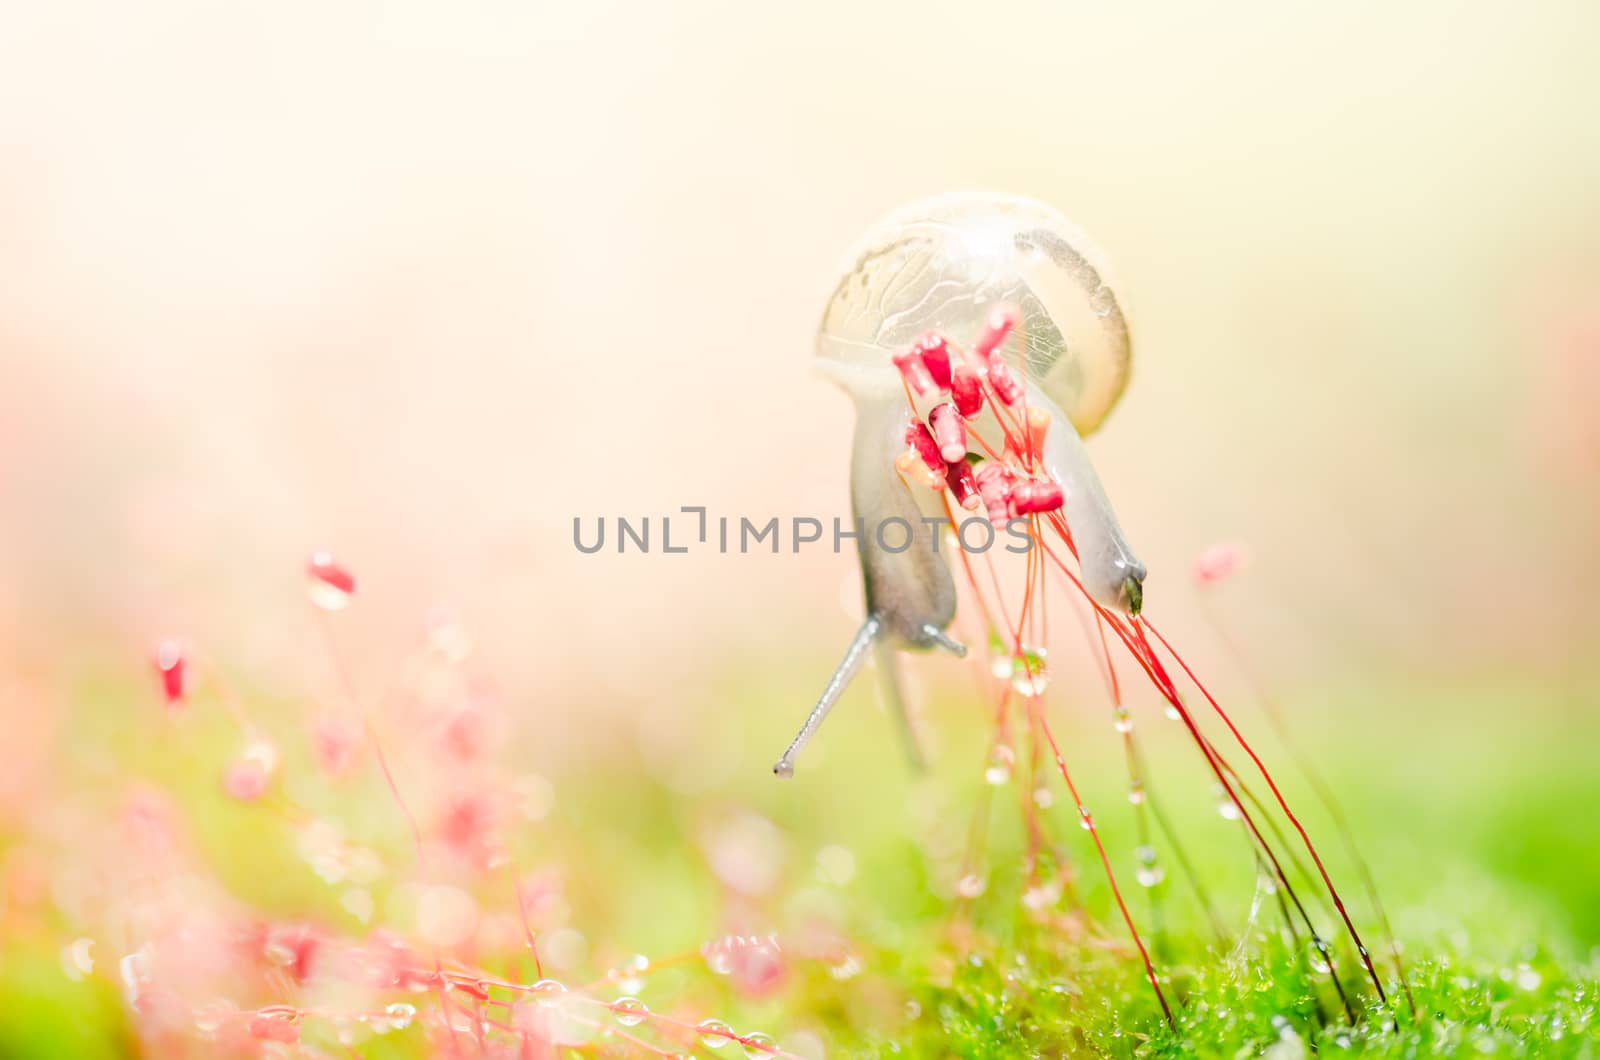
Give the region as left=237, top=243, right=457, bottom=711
left=816, top=191, right=1132, bottom=437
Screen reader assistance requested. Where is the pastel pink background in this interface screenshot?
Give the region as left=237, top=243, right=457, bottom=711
left=1, top=0, right=1596, bottom=732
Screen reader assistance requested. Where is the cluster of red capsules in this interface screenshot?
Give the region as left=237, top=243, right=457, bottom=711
left=889, top=304, right=1066, bottom=523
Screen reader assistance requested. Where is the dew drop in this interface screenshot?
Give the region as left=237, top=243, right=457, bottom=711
left=1032, top=787, right=1054, bottom=809
left=1112, top=705, right=1133, bottom=734
left=1217, top=797, right=1242, bottom=821
left=701, top=935, right=738, bottom=975
left=607, top=953, right=649, bottom=993
left=193, top=1000, right=235, bottom=1036
left=611, top=997, right=649, bottom=1027
left=1136, top=865, right=1165, bottom=888
left=1077, top=806, right=1094, bottom=830
left=61, top=937, right=95, bottom=980
left=697, top=1019, right=734, bottom=1049
left=984, top=745, right=1014, bottom=786
left=826, top=953, right=862, bottom=980
left=385, top=1002, right=417, bottom=1031
left=1126, top=781, right=1146, bottom=805
left=956, top=873, right=986, bottom=898
left=1022, top=881, right=1061, bottom=910
left=262, top=937, right=298, bottom=967
left=989, top=654, right=1014, bottom=680
left=532, top=979, right=567, bottom=1007
left=1307, top=939, right=1332, bottom=974
left=1016, top=644, right=1048, bottom=689
left=742, top=1031, right=776, bottom=1058
left=1011, top=667, right=1050, bottom=697
left=1163, top=704, right=1181, bottom=721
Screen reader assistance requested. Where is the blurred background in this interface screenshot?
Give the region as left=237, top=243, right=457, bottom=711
left=3, top=0, right=1598, bottom=719
left=2, top=1, right=1600, bottom=1051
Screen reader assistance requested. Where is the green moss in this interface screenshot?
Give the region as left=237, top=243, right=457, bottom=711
left=6, top=672, right=1598, bottom=1056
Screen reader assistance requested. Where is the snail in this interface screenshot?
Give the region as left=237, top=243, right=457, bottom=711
left=774, top=192, right=1146, bottom=777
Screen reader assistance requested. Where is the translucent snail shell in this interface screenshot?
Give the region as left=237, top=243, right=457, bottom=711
left=816, top=191, right=1133, bottom=437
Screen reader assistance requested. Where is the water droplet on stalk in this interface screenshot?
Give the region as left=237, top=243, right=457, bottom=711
left=532, top=979, right=567, bottom=1007
left=607, top=953, right=649, bottom=993
left=742, top=1031, right=776, bottom=1057
left=956, top=873, right=986, bottom=898
left=1022, top=880, right=1061, bottom=910
left=1127, top=781, right=1145, bottom=804
left=984, top=745, right=1014, bottom=786
left=1011, top=667, right=1050, bottom=697
left=193, top=1000, right=234, bottom=1036
left=1112, top=705, right=1132, bottom=733
left=697, top=1019, right=734, bottom=1049
left=384, top=1002, right=416, bottom=1030
left=611, top=997, right=648, bottom=1027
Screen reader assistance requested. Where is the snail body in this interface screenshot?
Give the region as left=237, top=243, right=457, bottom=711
left=775, top=192, right=1146, bottom=777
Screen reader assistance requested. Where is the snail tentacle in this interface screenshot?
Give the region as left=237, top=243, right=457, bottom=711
left=773, top=613, right=882, bottom=778
left=1027, top=380, right=1146, bottom=615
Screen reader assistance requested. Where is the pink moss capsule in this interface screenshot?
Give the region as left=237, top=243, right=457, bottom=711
left=223, top=741, right=277, bottom=802
left=904, top=423, right=948, bottom=487
left=248, top=1014, right=300, bottom=1044
left=974, top=462, right=1013, bottom=525
left=928, top=403, right=967, bottom=463
left=973, top=302, right=1020, bottom=362
left=154, top=639, right=186, bottom=710
left=950, top=362, right=984, bottom=418
left=947, top=459, right=981, bottom=511
left=1010, top=479, right=1064, bottom=516
left=306, top=551, right=355, bottom=611
left=701, top=935, right=787, bottom=999
left=1025, top=407, right=1052, bottom=459
left=916, top=332, right=953, bottom=390
left=891, top=349, right=934, bottom=395
left=1194, top=542, right=1250, bottom=586
left=988, top=360, right=1023, bottom=406
left=259, top=924, right=320, bottom=983
left=312, top=712, right=361, bottom=777
left=224, top=760, right=268, bottom=802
